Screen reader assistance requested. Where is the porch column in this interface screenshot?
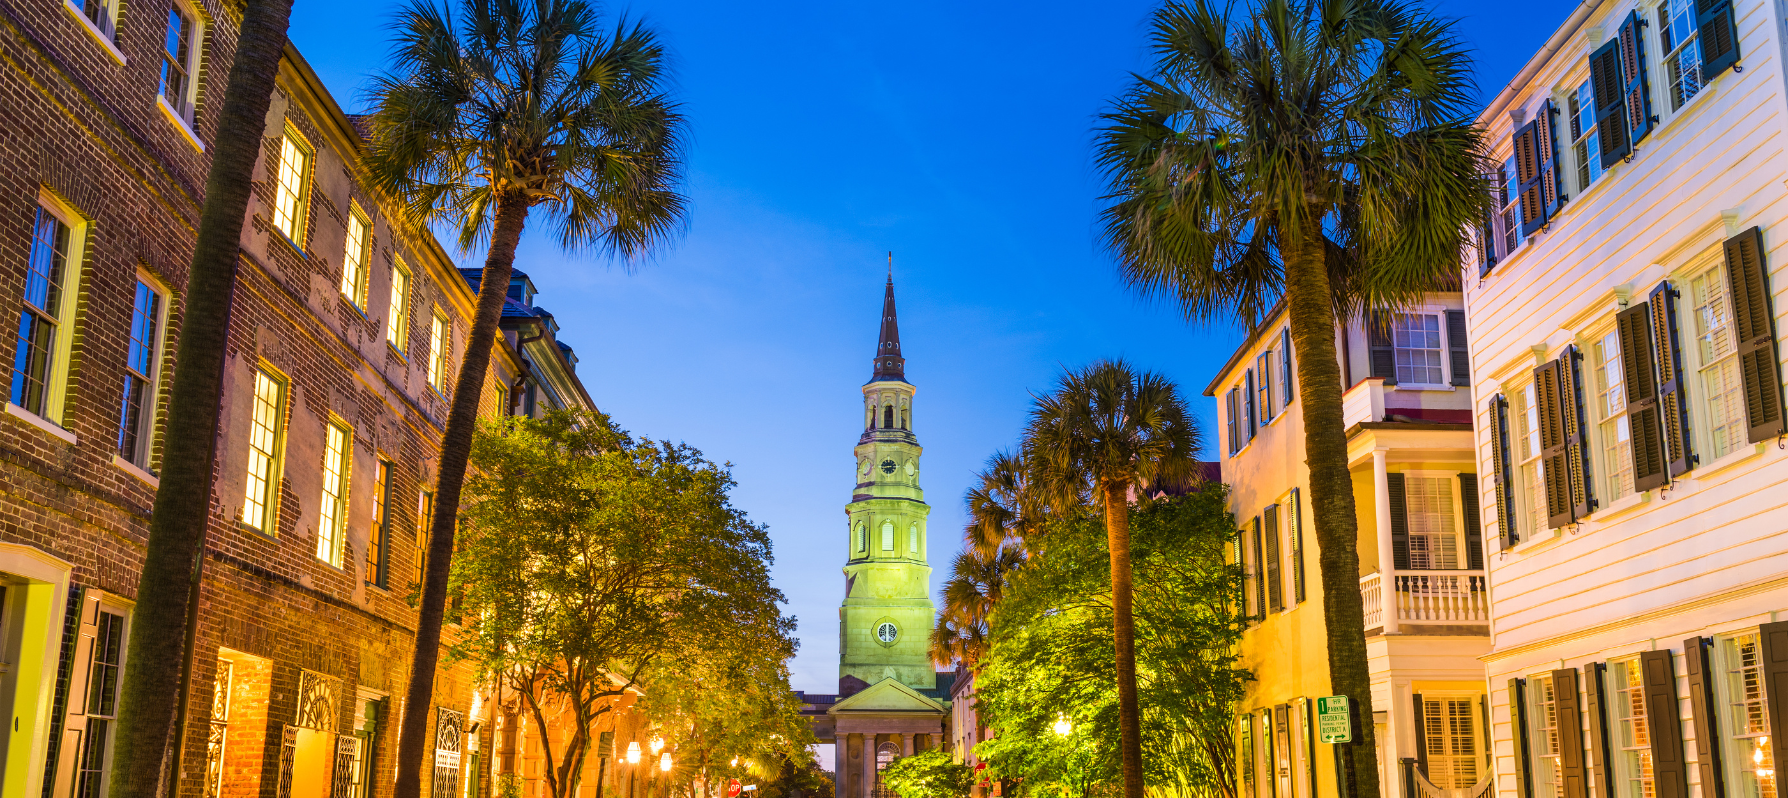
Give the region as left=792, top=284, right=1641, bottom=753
left=902, top=733, right=913, bottom=756
left=1373, top=448, right=1398, bottom=634
left=862, top=735, right=876, bottom=798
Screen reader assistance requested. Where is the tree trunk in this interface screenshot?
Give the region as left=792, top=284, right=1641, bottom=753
left=393, top=191, right=531, bottom=798
left=106, top=0, right=296, bottom=794
left=1103, top=481, right=1145, bottom=798
left=1282, top=228, right=1379, bottom=798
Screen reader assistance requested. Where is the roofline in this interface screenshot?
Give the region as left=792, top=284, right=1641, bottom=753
left=1203, top=300, right=1287, bottom=397
left=509, top=316, right=599, bottom=411
left=1476, top=2, right=1603, bottom=129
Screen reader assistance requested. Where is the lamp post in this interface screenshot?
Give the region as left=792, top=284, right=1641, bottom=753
left=628, top=742, right=643, bottom=798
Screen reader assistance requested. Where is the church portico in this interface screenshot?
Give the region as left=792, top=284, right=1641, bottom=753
left=829, top=679, right=948, bottom=798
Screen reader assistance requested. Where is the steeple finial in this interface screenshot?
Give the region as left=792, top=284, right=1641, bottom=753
left=872, top=269, right=905, bottom=382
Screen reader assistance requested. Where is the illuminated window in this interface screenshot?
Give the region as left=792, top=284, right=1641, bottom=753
left=428, top=311, right=450, bottom=394
left=415, top=490, right=433, bottom=587
left=316, top=420, right=350, bottom=567
left=1530, top=673, right=1563, bottom=798
left=272, top=128, right=312, bottom=243
left=368, top=460, right=391, bottom=588
left=387, top=259, right=411, bottom=351
left=118, top=279, right=165, bottom=468
left=341, top=206, right=371, bottom=309
left=1724, top=634, right=1777, bottom=798
left=1610, top=659, right=1654, bottom=798
left=242, top=368, right=287, bottom=534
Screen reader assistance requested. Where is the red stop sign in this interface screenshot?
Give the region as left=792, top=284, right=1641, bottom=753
left=727, top=780, right=742, bottom=798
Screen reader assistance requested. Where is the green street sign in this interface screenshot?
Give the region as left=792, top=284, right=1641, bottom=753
left=1316, top=696, right=1351, bottom=743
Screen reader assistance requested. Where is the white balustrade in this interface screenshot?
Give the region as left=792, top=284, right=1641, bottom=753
left=1360, top=569, right=1488, bottom=629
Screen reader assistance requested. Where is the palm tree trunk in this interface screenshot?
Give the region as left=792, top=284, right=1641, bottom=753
left=1282, top=229, right=1379, bottom=798
left=106, top=0, right=295, bottom=795
left=393, top=190, right=531, bottom=798
left=1103, top=481, right=1145, bottom=798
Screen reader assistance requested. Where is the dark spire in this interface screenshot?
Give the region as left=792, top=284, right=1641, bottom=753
left=872, top=274, right=905, bottom=381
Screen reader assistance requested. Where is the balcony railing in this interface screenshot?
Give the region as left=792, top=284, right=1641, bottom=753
left=1360, top=570, right=1489, bottom=633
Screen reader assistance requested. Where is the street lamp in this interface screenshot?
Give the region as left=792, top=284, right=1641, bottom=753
left=1053, top=715, right=1072, bottom=736
left=651, top=737, right=665, bottom=754
left=627, top=742, right=642, bottom=764
left=661, top=752, right=673, bottom=772
left=730, top=757, right=740, bottom=768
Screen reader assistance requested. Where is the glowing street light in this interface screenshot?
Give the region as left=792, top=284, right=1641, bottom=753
left=626, top=742, right=642, bottom=764
left=651, top=737, right=665, bottom=754
left=660, top=752, right=674, bottom=772
left=1053, top=715, right=1072, bottom=736
left=731, top=757, right=740, bottom=768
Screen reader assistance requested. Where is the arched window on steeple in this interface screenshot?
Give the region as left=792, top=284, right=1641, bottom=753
left=883, top=405, right=894, bottom=429
left=880, top=521, right=894, bottom=551
left=855, top=522, right=866, bottom=553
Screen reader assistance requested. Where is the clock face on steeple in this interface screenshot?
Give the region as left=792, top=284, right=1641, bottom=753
left=881, top=459, right=897, bottom=474
left=876, top=622, right=899, bottom=644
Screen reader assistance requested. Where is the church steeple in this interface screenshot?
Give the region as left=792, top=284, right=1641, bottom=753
left=872, top=276, right=905, bottom=382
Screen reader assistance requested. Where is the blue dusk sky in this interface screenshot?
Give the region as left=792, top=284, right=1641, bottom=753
left=290, top=0, right=1566, bottom=697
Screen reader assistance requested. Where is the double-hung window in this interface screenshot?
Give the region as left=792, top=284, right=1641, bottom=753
left=1569, top=80, right=1604, bottom=192
left=1690, top=261, right=1748, bottom=459
left=387, top=258, right=411, bottom=352
left=428, top=310, right=450, bottom=395
left=1499, top=157, right=1524, bottom=257
left=316, top=420, right=350, bottom=567
left=242, top=368, right=288, bottom=534
left=368, top=460, right=391, bottom=588
left=69, top=0, right=120, bottom=45
left=415, top=490, right=434, bottom=586
left=1530, top=673, right=1564, bottom=798
left=1403, top=475, right=1460, bottom=569
left=1610, top=659, right=1655, bottom=798
left=1513, top=383, right=1549, bottom=536
left=1659, top=0, right=1703, bottom=111
left=341, top=206, right=372, bottom=310
left=1393, top=314, right=1446, bottom=385
left=12, top=201, right=79, bottom=422
left=1593, top=329, right=1634, bottom=501
left=159, top=3, right=203, bottom=124
left=74, top=609, right=126, bottom=798
left=1256, top=352, right=1275, bottom=424
left=118, top=279, right=166, bottom=468
left=1724, top=633, right=1777, bottom=798
left=272, top=128, right=312, bottom=244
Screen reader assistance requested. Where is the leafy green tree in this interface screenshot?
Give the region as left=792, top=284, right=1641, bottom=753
left=108, top=0, right=301, bottom=794
left=637, top=652, right=814, bottom=798
left=451, top=411, right=784, bottom=798
left=882, top=749, right=975, bottom=798
left=928, top=543, right=1023, bottom=667
left=1021, top=360, right=1201, bottom=798
left=974, top=492, right=1246, bottom=798
left=364, top=1, right=687, bottom=792
left=1094, top=1, right=1490, bottom=792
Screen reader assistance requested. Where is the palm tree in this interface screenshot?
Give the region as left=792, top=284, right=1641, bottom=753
left=1094, top=1, right=1489, bottom=795
left=107, top=0, right=299, bottom=795
left=928, top=544, right=1024, bottom=667
left=964, top=452, right=1045, bottom=556
left=1022, top=359, right=1201, bottom=798
left=362, top=0, right=686, bottom=793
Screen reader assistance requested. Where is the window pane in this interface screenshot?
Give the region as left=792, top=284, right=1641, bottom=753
left=273, top=134, right=310, bottom=241
left=1393, top=314, right=1446, bottom=385
left=1404, top=476, right=1459, bottom=569
left=388, top=263, right=410, bottom=350
left=369, top=460, right=390, bottom=586
left=243, top=370, right=285, bottom=532
left=1694, top=266, right=1747, bottom=458
left=1596, top=331, right=1633, bottom=501
left=160, top=8, right=193, bottom=108
left=317, top=422, right=350, bottom=566
left=118, top=281, right=162, bottom=465
left=12, top=207, right=70, bottom=414
left=1726, top=634, right=1778, bottom=798
left=342, top=211, right=370, bottom=307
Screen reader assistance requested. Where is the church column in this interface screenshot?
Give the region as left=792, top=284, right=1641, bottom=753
left=901, top=733, right=912, bottom=757
left=862, top=735, right=877, bottom=798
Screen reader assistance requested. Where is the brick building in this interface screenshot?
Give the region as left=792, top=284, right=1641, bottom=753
left=0, top=0, right=623, bottom=791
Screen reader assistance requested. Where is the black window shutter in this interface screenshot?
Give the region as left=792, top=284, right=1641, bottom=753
left=1683, top=636, right=1726, bottom=798
left=1412, top=693, right=1429, bottom=776
left=1617, top=301, right=1670, bottom=491
left=1697, top=0, right=1740, bottom=79
left=1584, top=663, right=1617, bottom=798
left=1289, top=488, right=1306, bottom=604
left=1619, top=12, right=1656, bottom=146
left=1387, top=472, right=1410, bottom=570
left=1640, top=649, right=1690, bottom=798
left=1591, top=38, right=1632, bottom=168
left=1488, top=395, right=1519, bottom=549
left=1540, top=99, right=1564, bottom=214
left=1511, top=678, right=1534, bottom=798
left=1447, top=310, right=1471, bottom=386
left=1514, top=121, right=1548, bottom=236
left=1561, top=345, right=1597, bottom=518
left=1759, top=621, right=1788, bottom=781
left=1553, top=667, right=1588, bottom=798
left=1480, top=210, right=1500, bottom=277
left=1649, top=282, right=1698, bottom=475
left=1459, top=472, right=1484, bottom=570
left=1723, top=227, right=1787, bottom=442
left=1535, top=359, right=1577, bottom=528
left=1264, top=504, right=1282, bottom=613
left=1369, top=312, right=1397, bottom=384
left=1245, top=369, right=1258, bottom=441
left=1281, top=327, right=1294, bottom=406
left=1251, top=517, right=1265, bottom=619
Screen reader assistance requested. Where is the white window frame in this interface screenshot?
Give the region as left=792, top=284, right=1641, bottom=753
left=427, top=309, right=450, bottom=395
left=1567, top=78, right=1604, bottom=195
left=1510, top=381, right=1549, bottom=539
left=1684, top=252, right=1749, bottom=462
left=1256, top=350, right=1275, bottom=425
left=1607, top=657, right=1655, bottom=798
left=242, top=365, right=288, bottom=535
left=316, top=417, right=351, bottom=568
left=10, top=192, right=85, bottom=430
left=1590, top=324, right=1634, bottom=503
left=1718, top=631, right=1778, bottom=798
left=71, top=593, right=133, bottom=798
left=1529, top=671, right=1565, bottom=798
left=116, top=272, right=170, bottom=471
left=272, top=126, right=313, bottom=245
left=1400, top=470, right=1465, bottom=570
left=1391, top=312, right=1451, bottom=388
left=880, top=520, right=894, bottom=552
left=387, top=257, right=411, bottom=354
left=341, top=204, right=372, bottom=311
left=63, top=0, right=125, bottom=63
left=1658, top=0, right=1703, bottom=112
left=156, top=0, right=205, bottom=137
left=1498, top=155, right=1524, bottom=259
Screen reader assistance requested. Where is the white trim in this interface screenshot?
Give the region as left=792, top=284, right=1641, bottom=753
left=61, top=0, right=126, bottom=64
left=0, top=542, right=73, bottom=798
left=5, top=402, right=75, bottom=445
left=157, top=96, right=205, bottom=152
left=110, top=453, right=159, bottom=489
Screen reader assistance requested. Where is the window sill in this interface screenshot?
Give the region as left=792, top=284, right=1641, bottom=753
left=387, top=342, right=407, bottom=362
left=1505, top=525, right=1561, bottom=555
left=1686, top=441, right=1767, bottom=481
left=1647, top=74, right=1721, bottom=150
left=237, top=521, right=276, bottom=540
left=5, top=403, right=75, bottom=445
left=157, top=96, right=204, bottom=152
left=110, top=454, right=159, bottom=489
left=62, top=1, right=126, bottom=64
left=340, top=294, right=368, bottom=318
left=1586, top=490, right=1650, bottom=523
left=1392, top=383, right=1456, bottom=393
left=272, top=228, right=308, bottom=258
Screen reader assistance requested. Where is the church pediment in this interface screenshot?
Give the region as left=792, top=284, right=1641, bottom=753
left=826, top=678, right=945, bottom=715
